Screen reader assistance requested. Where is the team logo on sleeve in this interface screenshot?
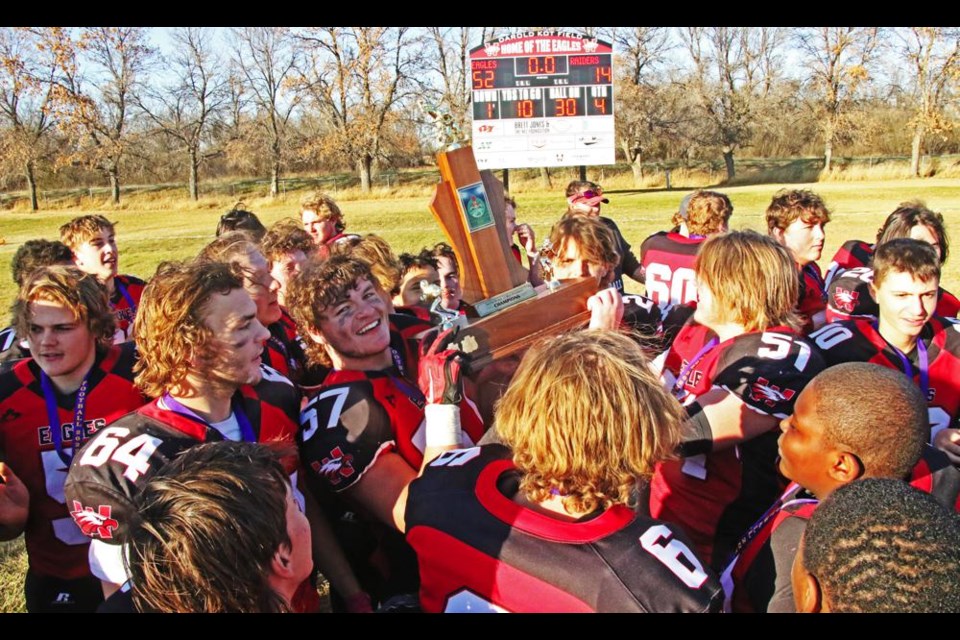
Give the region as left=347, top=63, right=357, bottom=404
left=833, top=287, right=860, bottom=313
left=69, top=501, right=119, bottom=539
left=749, top=377, right=796, bottom=407
left=311, top=447, right=355, bottom=486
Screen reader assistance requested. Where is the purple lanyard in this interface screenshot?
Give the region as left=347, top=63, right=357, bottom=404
left=389, top=346, right=426, bottom=407
left=40, top=371, right=90, bottom=466
left=727, top=483, right=818, bottom=563
left=876, top=323, right=930, bottom=399
left=160, top=393, right=256, bottom=442
left=672, top=337, right=719, bottom=400
left=114, top=278, right=137, bottom=312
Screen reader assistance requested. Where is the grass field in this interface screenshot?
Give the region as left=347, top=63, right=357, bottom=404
left=4, top=176, right=960, bottom=309
left=3, top=174, right=960, bottom=612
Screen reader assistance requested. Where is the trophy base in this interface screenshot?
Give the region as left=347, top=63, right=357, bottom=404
left=448, top=277, right=599, bottom=371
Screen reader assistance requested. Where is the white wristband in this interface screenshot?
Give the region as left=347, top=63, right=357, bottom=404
left=425, top=404, right=462, bottom=448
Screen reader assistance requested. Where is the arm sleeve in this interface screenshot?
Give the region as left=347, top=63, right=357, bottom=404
left=764, top=516, right=808, bottom=613
left=88, top=539, right=130, bottom=584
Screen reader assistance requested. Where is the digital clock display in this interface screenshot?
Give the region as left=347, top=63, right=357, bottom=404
left=514, top=56, right=569, bottom=77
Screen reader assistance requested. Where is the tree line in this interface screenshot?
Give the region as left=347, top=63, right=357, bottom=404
left=1, top=27, right=958, bottom=209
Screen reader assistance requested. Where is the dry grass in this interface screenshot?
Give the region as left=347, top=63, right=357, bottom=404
left=0, top=540, right=28, bottom=613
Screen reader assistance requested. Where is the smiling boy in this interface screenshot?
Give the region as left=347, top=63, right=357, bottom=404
left=810, top=238, right=960, bottom=460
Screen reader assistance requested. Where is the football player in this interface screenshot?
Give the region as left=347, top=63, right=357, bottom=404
left=766, top=190, right=831, bottom=334
left=1, top=240, right=74, bottom=372
left=640, top=190, right=732, bottom=306
left=721, top=362, right=960, bottom=612
left=0, top=266, right=145, bottom=612
left=64, top=260, right=366, bottom=612
left=503, top=195, right=543, bottom=286
left=793, top=478, right=960, bottom=613
left=546, top=215, right=686, bottom=348
left=810, top=238, right=960, bottom=460
left=825, top=202, right=959, bottom=321
left=393, top=251, right=441, bottom=319
left=260, top=218, right=314, bottom=308
left=405, top=330, right=723, bottom=613
left=300, top=191, right=356, bottom=257
left=127, top=442, right=313, bottom=612
left=286, top=255, right=485, bottom=608
left=197, top=232, right=308, bottom=383
left=215, top=204, right=267, bottom=241
left=59, top=215, right=145, bottom=344
left=564, top=180, right=643, bottom=293
left=650, top=230, right=825, bottom=569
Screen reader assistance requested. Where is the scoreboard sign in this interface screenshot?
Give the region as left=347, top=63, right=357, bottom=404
left=469, top=32, right=615, bottom=170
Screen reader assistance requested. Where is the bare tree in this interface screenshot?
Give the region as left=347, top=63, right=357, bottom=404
left=41, top=27, right=153, bottom=204
left=897, top=27, right=960, bottom=176
left=137, top=28, right=228, bottom=200
left=796, top=27, right=879, bottom=173
left=231, top=27, right=301, bottom=197
left=604, top=27, right=683, bottom=184
left=681, top=27, right=783, bottom=180
left=0, top=28, right=57, bottom=210
left=422, top=27, right=475, bottom=144
left=294, top=27, right=422, bottom=192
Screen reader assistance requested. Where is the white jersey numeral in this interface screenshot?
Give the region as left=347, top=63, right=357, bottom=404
left=639, top=524, right=710, bottom=589
left=646, top=264, right=697, bottom=305
left=300, top=387, right=351, bottom=442
left=40, top=450, right=88, bottom=545
left=929, top=406, right=951, bottom=442
left=78, top=427, right=162, bottom=483
left=810, top=324, right=854, bottom=350
left=429, top=448, right=481, bottom=468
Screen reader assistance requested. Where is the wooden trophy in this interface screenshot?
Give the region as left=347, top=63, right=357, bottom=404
left=427, top=137, right=598, bottom=370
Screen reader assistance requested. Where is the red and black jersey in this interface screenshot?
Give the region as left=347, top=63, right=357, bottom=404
left=639, top=231, right=704, bottom=306
left=0, top=325, right=29, bottom=374
left=651, top=321, right=825, bottom=569
left=719, top=483, right=816, bottom=613
left=797, top=262, right=827, bottom=335
left=262, top=308, right=309, bottom=383
left=825, top=266, right=878, bottom=322
left=110, top=274, right=145, bottom=344
left=298, top=321, right=484, bottom=493
left=405, top=444, right=723, bottom=613
left=810, top=317, right=960, bottom=441
left=621, top=294, right=695, bottom=357
left=939, top=289, right=960, bottom=317
left=0, top=344, right=144, bottom=580
left=824, top=239, right=874, bottom=286
left=720, top=445, right=960, bottom=613
left=394, top=305, right=434, bottom=325
left=826, top=266, right=960, bottom=322
left=64, top=367, right=301, bottom=547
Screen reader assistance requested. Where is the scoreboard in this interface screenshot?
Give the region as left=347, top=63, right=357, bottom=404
left=469, top=32, right=615, bottom=170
